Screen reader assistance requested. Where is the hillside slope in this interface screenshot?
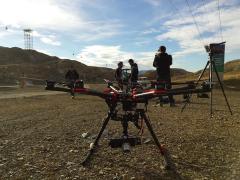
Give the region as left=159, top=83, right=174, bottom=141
left=142, top=68, right=193, bottom=80
left=0, top=47, right=114, bottom=85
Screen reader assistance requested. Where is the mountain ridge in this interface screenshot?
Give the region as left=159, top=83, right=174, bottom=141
left=0, top=46, right=239, bottom=86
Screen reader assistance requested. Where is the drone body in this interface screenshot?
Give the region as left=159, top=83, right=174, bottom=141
left=45, top=79, right=211, bottom=168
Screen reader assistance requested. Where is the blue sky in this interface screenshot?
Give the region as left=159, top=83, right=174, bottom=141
left=0, top=0, right=240, bottom=72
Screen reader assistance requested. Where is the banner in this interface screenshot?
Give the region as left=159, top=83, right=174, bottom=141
left=210, top=43, right=225, bottom=81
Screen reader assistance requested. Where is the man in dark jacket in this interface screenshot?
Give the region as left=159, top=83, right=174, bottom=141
left=65, top=65, right=79, bottom=98
left=128, top=59, right=139, bottom=85
left=115, top=61, right=123, bottom=89
left=153, top=46, right=175, bottom=106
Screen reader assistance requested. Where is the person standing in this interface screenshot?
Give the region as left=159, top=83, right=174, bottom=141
left=153, top=46, right=175, bottom=106
left=115, top=61, right=123, bottom=89
left=128, top=59, right=139, bottom=86
left=65, top=65, right=79, bottom=98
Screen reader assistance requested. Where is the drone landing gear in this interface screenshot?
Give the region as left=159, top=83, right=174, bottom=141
left=81, top=109, right=170, bottom=169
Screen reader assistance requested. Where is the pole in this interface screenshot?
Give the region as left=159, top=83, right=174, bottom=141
left=209, top=54, right=213, bottom=116
left=212, top=61, right=233, bottom=115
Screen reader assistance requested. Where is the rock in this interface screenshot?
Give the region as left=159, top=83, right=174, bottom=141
left=103, top=129, right=109, bottom=137
left=66, top=161, right=75, bottom=166
left=143, top=138, right=151, bottom=144
left=45, top=136, right=52, bottom=141
left=79, top=167, right=86, bottom=171
left=89, top=143, right=94, bottom=149
left=172, top=155, right=178, bottom=159
left=104, top=167, right=112, bottom=171
left=99, top=170, right=104, bottom=175
left=82, top=132, right=89, bottom=138
left=69, top=149, right=78, bottom=153
left=160, top=165, right=165, bottom=170
left=24, top=163, right=32, bottom=167
left=17, top=157, right=24, bottom=161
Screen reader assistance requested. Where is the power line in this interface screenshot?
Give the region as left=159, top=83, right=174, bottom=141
left=168, top=0, right=191, bottom=25
left=169, top=0, right=184, bottom=19
left=168, top=0, right=205, bottom=49
left=185, top=0, right=205, bottom=46
left=201, top=0, right=211, bottom=28
left=217, top=0, right=224, bottom=42
left=201, top=0, right=217, bottom=43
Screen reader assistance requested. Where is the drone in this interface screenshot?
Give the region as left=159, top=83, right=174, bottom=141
left=44, top=42, right=233, bottom=170
left=45, top=78, right=212, bottom=169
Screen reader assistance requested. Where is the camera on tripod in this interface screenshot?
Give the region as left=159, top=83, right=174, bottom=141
left=204, top=45, right=211, bottom=53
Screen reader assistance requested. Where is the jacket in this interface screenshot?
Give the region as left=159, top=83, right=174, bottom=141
left=153, top=52, right=172, bottom=76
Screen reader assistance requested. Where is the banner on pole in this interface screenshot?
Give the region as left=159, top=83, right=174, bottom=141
left=210, top=42, right=225, bottom=81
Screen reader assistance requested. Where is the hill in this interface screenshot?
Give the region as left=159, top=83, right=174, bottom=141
left=143, top=59, right=240, bottom=81
left=0, top=46, right=114, bottom=85
left=224, top=59, right=240, bottom=80
left=171, top=59, right=240, bottom=83
left=142, top=68, right=193, bottom=80
left=0, top=46, right=239, bottom=87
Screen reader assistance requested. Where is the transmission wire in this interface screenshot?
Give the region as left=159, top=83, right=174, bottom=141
left=201, top=0, right=217, bottom=43
left=185, top=0, right=205, bottom=47
left=217, top=0, right=224, bottom=42
left=168, top=0, right=206, bottom=52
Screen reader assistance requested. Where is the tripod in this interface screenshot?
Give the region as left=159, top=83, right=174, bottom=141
left=181, top=50, right=233, bottom=116
left=81, top=105, right=171, bottom=168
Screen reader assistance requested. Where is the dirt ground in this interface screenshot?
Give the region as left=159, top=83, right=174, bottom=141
left=0, top=86, right=239, bottom=179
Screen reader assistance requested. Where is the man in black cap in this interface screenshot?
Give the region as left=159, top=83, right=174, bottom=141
left=128, top=59, right=139, bottom=85
left=115, top=61, right=123, bottom=89
left=153, top=46, right=175, bottom=107
left=65, top=65, right=79, bottom=98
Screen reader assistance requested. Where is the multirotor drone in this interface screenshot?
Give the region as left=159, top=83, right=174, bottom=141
left=45, top=79, right=211, bottom=168
left=45, top=42, right=232, bottom=169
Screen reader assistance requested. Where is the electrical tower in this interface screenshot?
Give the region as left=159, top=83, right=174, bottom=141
left=23, top=29, right=33, bottom=50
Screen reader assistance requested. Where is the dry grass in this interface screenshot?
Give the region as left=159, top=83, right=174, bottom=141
left=0, top=86, right=239, bottom=179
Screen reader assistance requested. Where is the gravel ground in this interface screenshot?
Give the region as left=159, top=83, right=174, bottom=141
left=0, top=87, right=239, bottom=179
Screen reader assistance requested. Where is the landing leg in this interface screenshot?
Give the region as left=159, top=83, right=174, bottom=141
left=81, top=108, right=114, bottom=166
left=140, top=111, right=171, bottom=169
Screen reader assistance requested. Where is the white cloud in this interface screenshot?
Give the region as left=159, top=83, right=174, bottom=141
left=144, top=0, right=162, bottom=7
left=40, top=36, right=61, bottom=46
left=76, top=45, right=156, bottom=70
left=155, top=0, right=240, bottom=58
left=0, top=0, right=83, bottom=30
left=142, top=28, right=161, bottom=35
left=32, top=30, right=61, bottom=46
left=77, top=45, right=132, bottom=68
left=0, top=0, right=123, bottom=41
